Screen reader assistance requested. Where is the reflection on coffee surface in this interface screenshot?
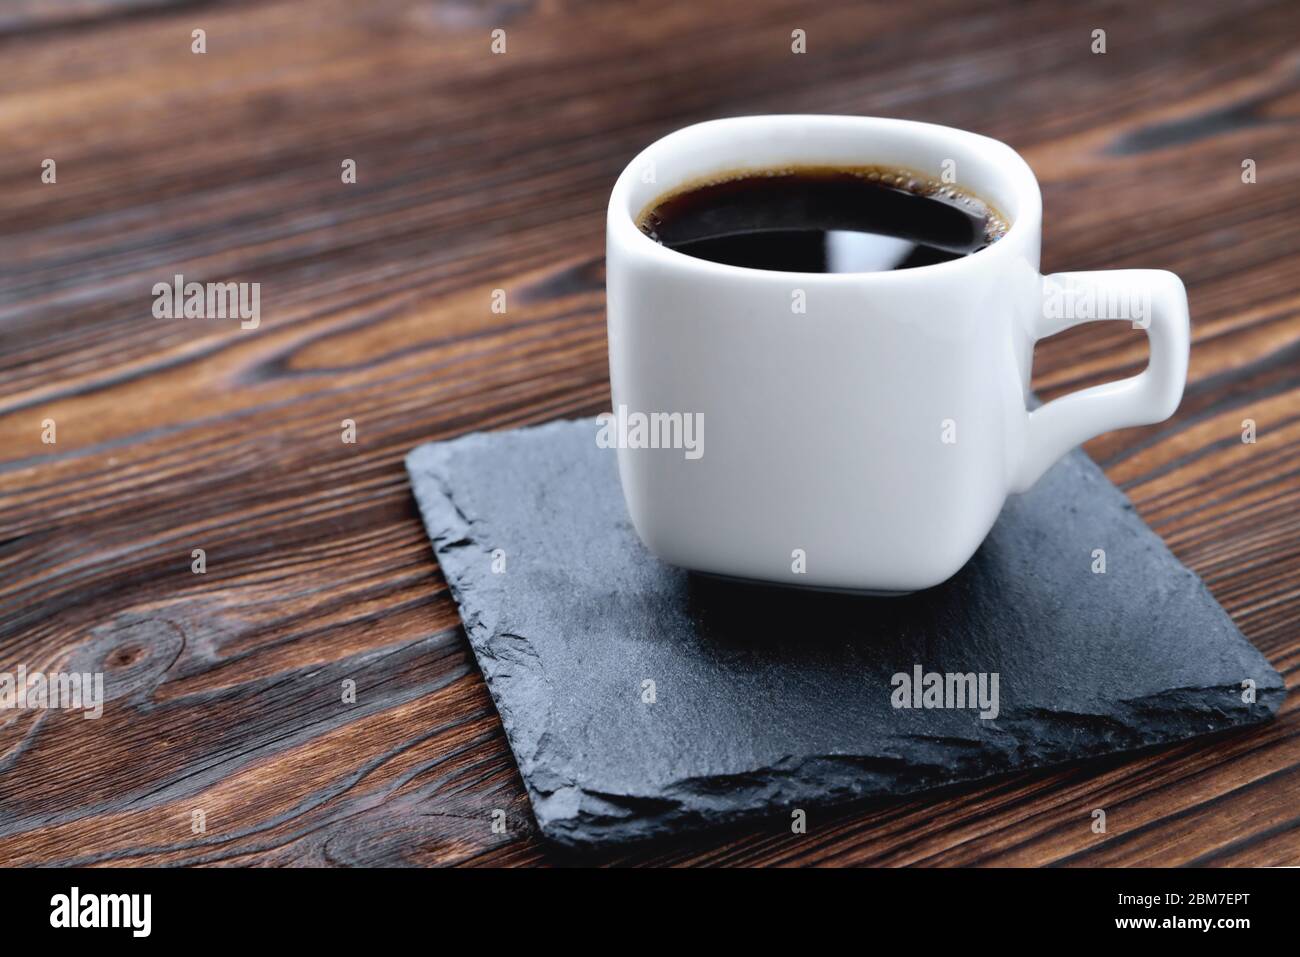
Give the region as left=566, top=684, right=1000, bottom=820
left=638, top=166, right=1009, bottom=273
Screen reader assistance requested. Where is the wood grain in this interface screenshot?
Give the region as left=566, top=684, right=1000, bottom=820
left=0, top=0, right=1296, bottom=866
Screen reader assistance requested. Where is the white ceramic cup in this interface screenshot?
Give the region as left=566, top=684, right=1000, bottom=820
left=605, top=115, right=1189, bottom=593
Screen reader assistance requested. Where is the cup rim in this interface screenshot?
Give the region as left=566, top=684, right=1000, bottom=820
left=608, top=114, right=1043, bottom=284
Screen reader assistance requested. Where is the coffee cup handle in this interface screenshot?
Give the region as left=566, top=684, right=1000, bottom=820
left=1010, top=269, right=1190, bottom=494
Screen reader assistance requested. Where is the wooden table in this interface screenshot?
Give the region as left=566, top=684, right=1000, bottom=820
left=1, top=0, right=1296, bottom=867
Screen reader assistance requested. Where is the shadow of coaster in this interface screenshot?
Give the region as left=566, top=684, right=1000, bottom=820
left=406, top=418, right=1284, bottom=847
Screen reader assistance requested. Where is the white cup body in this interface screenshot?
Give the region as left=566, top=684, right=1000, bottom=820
left=606, top=116, right=1047, bottom=592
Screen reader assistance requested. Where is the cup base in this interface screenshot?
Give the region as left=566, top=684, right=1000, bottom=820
left=692, top=570, right=916, bottom=598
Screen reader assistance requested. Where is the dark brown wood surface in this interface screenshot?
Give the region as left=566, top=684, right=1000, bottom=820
left=0, top=0, right=1297, bottom=867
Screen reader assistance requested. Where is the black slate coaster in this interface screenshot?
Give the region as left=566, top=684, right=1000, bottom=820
left=406, top=418, right=1284, bottom=847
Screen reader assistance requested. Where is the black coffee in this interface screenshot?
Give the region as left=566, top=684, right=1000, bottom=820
left=638, top=166, right=1007, bottom=273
